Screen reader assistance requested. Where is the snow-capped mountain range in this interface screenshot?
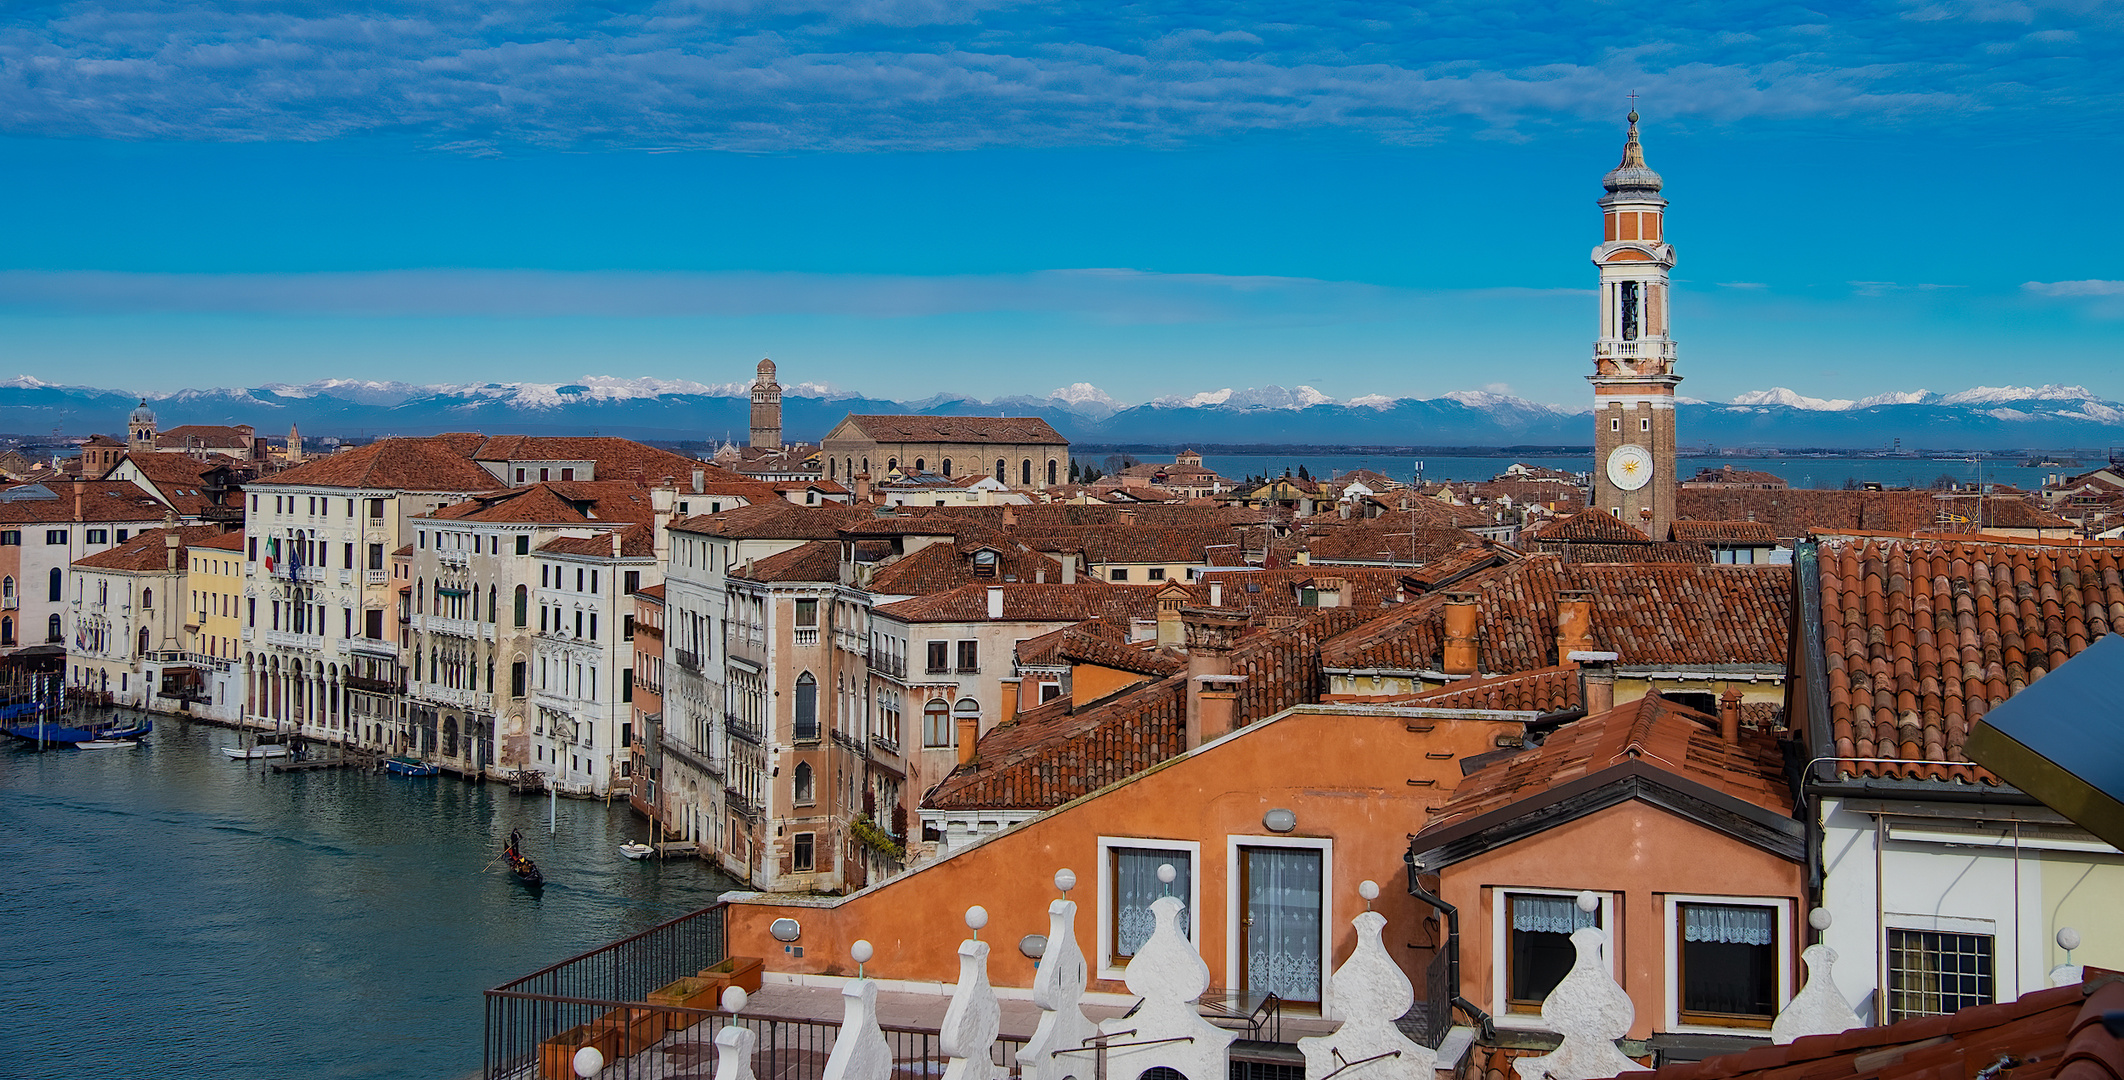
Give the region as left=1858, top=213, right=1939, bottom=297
left=3, top=376, right=2121, bottom=450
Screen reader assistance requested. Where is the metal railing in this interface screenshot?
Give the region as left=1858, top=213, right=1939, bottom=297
left=674, top=649, right=702, bottom=673
left=1419, top=944, right=1453, bottom=1050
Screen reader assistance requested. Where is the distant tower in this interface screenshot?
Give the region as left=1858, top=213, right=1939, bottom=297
left=287, top=423, right=304, bottom=464
left=128, top=399, right=157, bottom=453
left=1588, top=110, right=1680, bottom=540
left=749, top=358, right=783, bottom=451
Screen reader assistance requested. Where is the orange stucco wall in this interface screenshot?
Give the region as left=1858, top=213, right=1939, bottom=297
left=1438, top=800, right=1804, bottom=1039
left=725, top=706, right=1526, bottom=1000
left=1070, top=664, right=1149, bottom=708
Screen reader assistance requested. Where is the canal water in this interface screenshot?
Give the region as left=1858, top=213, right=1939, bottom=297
left=0, top=713, right=740, bottom=1080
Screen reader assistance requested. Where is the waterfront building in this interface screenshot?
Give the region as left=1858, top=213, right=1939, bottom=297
left=627, top=584, right=668, bottom=833
left=525, top=515, right=663, bottom=796
left=0, top=480, right=179, bottom=658
left=818, top=414, right=1069, bottom=490
left=66, top=525, right=223, bottom=709
left=1588, top=110, right=1681, bottom=540
left=183, top=529, right=249, bottom=722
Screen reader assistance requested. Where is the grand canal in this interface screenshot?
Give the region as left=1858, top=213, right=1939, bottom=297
left=0, top=714, right=740, bottom=1080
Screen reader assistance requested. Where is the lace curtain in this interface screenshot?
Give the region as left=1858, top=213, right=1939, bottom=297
left=1245, top=849, right=1323, bottom=1001
left=1511, top=894, right=1598, bottom=935
left=1114, top=849, right=1190, bottom=958
left=1683, top=903, right=1775, bottom=946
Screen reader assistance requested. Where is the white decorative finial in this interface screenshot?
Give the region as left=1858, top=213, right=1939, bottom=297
left=1575, top=890, right=1599, bottom=914
left=723, top=986, right=749, bottom=1015
left=1358, top=879, right=1380, bottom=903
left=573, top=1045, right=606, bottom=1077
left=1054, top=868, right=1076, bottom=895
left=1809, top=908, right=1833, bottom=931
left=852, top=938, right=873, bottom=978
left=1158, top=862, right=1177, bottom=884
left=2058, top=927, right=2081, bottom=952
left=967, top=905, right=989, bottom=934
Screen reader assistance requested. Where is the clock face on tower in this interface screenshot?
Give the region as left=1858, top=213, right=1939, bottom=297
left=1606, top=444, right=1654, bottom=491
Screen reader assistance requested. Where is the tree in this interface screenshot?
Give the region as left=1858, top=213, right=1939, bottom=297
left=1297, top=463, right=1312, bottom=481
left=1101, top=452, right=1141, bottom=478
left=1930, top=474, right=1958, bottom=491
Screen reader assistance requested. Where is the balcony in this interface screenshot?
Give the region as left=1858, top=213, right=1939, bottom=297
left=437, top=550, right=469, bottom=568
left=0, top=597, right=15, bottom=611
left=422, top=615, right=492, bottom=640
left=870, top=733, right=902, bottom=756
left=724, top=712, right=763, bottom=746
left=349, top=636, right=398, bottom=659
left=345, top=673, right=402, bottom=695
left=792, top=627, right=819, bottom=648
left=674, top=649, right=701, bottom=673
left=264, top=629, right=324, bottom=651
left=867, top=649, right=905, bottom=679
left=418, top=684, right=491, bottom=712
left=1593, top=339, right=1677, bottom=360
left=241, top=627, right=254, bottom=642
left=364, top=569, right=388, bottom=585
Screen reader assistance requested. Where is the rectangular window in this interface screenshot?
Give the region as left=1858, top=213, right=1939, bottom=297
left=248, top=537, right=258, bottom=561
left=1148, top=568, right=1165, bottom=581
left=624, top=571, right=639, bottom=594
left=368, top=543, right=384, bottom=570
left=1676, top=902, right=1780, bottom=1027
left=511, top=661, right=527, bottom=698
left=1111, top=568, right=1130, bottom=581
left=792, top=832, right=815, bottom=872
left=516, top=534, right=530, bottom=555
left=1506, top=893, right=1600, bottom=1013
left=795, top=599, right=818, bottom=627
left=1642, top=418, right=1652, bottom=432
left=344, top=542, right=354, bottom=569
left=620, top=669, right=632, bottom=702
left=1887, top=929, right=1994, bottom=1020
left=623, top=615, right=635, bottom=641
left=45, top=530, right=66, bottom=545
left=561, top=467, right=575, bottom=481
left=86, top=529, right=108, bottom=544
left=516, top=468, right=526, bottom=483
left=116, top=530, right=128, bottom=542
left=956, top=640, right=979, bottom=672
left=0, top=531, right=17, bottom=546
left=926, top=640, right=949, bottom=673
left=1110, top=847, right=1192, bottom=961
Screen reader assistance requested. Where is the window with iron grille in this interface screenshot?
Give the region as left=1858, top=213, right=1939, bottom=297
left=1887, top=929, right=1993, bottom=1020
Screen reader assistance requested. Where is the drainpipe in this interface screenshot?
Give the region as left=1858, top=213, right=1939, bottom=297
left=1405, top=849, right=1495, bottom=1041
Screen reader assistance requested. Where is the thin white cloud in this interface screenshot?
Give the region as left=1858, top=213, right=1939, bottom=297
left=2023, top=278, right=2124, bottom=316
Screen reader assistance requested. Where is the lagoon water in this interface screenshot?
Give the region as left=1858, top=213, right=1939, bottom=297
left=1193, top=452, right=2067, bottom=492
left=0, top=715, right=737, bottom=1080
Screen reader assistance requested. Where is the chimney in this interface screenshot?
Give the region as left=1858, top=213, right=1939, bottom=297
left=1554, top=589, right=1594, bottom=662
left=956, top=713, right=979, bottom=766
left=986, top=586, right=1005, bottom=620
left=1573, top=653, right=1618, bottom=715
left=1035, top=567, right=1046, bottom=584
left=1117, top=508, right=1136, bottom=527
left=1183, top=608, right=1249, bottom=747
left=1061, top=556, right=1075, bottom=585
left=854, top=472, right=872, bottom=504
left=691, top=468, right=704, bottom=494
left=1155, top=586, right=1186, bottom=646
left=1442, top=592, right=1480, bottom=677
left=999, top=678, right=1021, bottom=724
left=1719, top=686, right=1744, bottom=744
left=611, top=531, right=623, bottom=559
left=1209, top=581, right=1223, bottom=608
left=1002, top=504, right=1017, bottom=528
left=165, top=526, right=180, bottom=573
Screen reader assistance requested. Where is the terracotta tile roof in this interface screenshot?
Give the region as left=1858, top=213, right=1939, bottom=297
left=1928, top=495, right=2079, bottom=532
left=1549, top=541, right=1715, bottom=565
left=155, top=424, right=254, bottom=449
left=1462, top=478, right=1588, bottom=511
left=1320, top=556, right=1791, bottom=675
left=1401, top=545, right=1520, bottom=591
left=1013, top=623, right=1083, bottom=668
left=874, top=583, right=1161, bottom=625
left=1677, top=489, right=1944, bottom=541
left=1057, top=628, right=1186, bottom=677
left=634, top=583, right=666, bottom=602
left=836, top=415, right=1068, bottom=445
left=922, top=678, right=1187, bottom=811
left=1404, top=665, right=1583, bottom=712
left=1300, top=521, right=1486, bottom=565
left=1672, top=520, right=1778, bottom=545
left=865, top=541, right=1062, bottom=595
left=1413, top=690, right=1794, bottom=850
left=1535, top=507, right=1652, bottom=543
left=194, top=530, right=248, bottom=552
left=1225, top=608, right=1379, bottom=724
left=730, top=539, right=843, bottom=583
left=71, top=526, right=225, bottom=571
left=0, top=481, right=176, bottom=523
left=1618, top=974, right=2124, bottom=1080
left=429, top=481, right=658, bottom=526
left=669, top=502, right=870, bottom=539
left=256, top=436, right=506, bottom=493
left=103, top=451, right=247, bottom=518
left=1014, top=524, right=1252, bottom=565
left=536, top=521, right=657, bottom=559
left=1683, top=465, right=1788, bottom=487
left=468, top=436, right=705, bottom=485
left=1808, top=533, right=2124, bottom=783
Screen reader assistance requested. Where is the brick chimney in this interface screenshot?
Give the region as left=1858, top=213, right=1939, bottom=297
left=1155, top=583, right=1188, bottom=646
left=999, top=678, right=1020, bottom=724
left=956, top=713, right=979, bottom=765
left=1002, top=503, right=1017, bottom=528
left=1443, top=592, right=1480, bottom=677
left=1555, top=589, right=1594, bottom=662
left=1574, top=652, right=1618, bottom=715
left=854, top=472, right=872, bottom=504
left=1183, top=607, right=1250, bottom=747
left=1719, top=686, right=1744, bottom=744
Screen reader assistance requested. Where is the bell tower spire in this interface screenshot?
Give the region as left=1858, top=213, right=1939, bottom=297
left=1588, top=109, right=1679, bottom=540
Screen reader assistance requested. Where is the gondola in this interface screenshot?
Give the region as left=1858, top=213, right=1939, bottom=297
left=503, top=828, right=545, bottom=888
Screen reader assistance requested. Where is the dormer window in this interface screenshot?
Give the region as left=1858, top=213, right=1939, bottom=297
left=972, top=550, right=997, bottom=576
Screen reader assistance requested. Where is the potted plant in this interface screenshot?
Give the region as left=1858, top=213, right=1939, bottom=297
left=697, top=954, right=764, bottom=997
left=646, top=975, right=720, bottom=1029
left=539, top=1023, right=621, bottom=1080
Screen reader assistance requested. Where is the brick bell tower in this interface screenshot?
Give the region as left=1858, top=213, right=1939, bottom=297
left=749, top=357, right=783, bottom=451
left=1588, top=110, right=1679, bottom=540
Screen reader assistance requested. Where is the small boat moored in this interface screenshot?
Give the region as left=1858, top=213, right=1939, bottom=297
left=618, top=841, right=655, bottom=860
left=384, top=756, right=440, bottom=776
left=222, top=743, right=290, bottom=760
left=77, top=737, right=142, bottom=750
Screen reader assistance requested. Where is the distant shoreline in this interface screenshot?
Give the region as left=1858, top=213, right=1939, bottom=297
left=1071, top=443, right=2105, bottom=460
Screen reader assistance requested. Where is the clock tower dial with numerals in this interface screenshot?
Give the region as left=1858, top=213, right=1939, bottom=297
left=1588, top=110, right=1680, bottom=540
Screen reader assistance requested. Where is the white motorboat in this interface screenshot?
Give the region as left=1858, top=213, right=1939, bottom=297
left=78, top=737, right=141, bottom=750
left=222, top=743, right=289, bottom=760
left=619, top=842, right=655, bottom=860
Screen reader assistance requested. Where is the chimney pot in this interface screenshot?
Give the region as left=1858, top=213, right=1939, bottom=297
left=986, top=586, right=1004, bottom=619
left=956, top=714, right=979, bottom=766
left=691, top=468, right=704, bottom=494
left=1443, top=592, right=1480, bottom=677
left=1209, top=581, right=1223, bottom=607
left=1060, top=557, right=1075, bottom=585
left=1576, top=655, right=1617, bottom=715
left=1719, top=686, right=1744, bottom=744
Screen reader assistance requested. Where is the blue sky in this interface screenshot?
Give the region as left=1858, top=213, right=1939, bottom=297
left=0, top=0, right=2119, bottom=408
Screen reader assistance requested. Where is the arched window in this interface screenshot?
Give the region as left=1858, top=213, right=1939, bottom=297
left=995, top=459, right=1006, bottom=482
left=138, top=626, right=151, bottom=656
left=513, top=585, right=527, bottom=627
left=415, top=579, right=424, bottom=615
left=470, top=588, right=478, bottom=621
left=49, top=567, right=62, bottom=602
left=942, top=458, right=952, bottom=477
left=913, top=458, right=924, bottom=473
left=794, top=672, right=818, bottom=740
left=489, top=586, right=498, bottom=623
left=1, top=617, right=12, bottom=646
left=47, top=613, right=61, bottom=643
left=862, top=457, right=869, bottom=475
left=923, top=699, right=952, bottom=748
left=2, top=576, right=13, bottom=602
left=142, top=588, right=152, bottom=609
left=828, top=458, right=836, bottom=480
left=793, top=761, right=815, bottom=804
left=442, top=716, right=459, bottom=757
left=1022, top=460, right=1033, bottom=486
left=1047, top=460, right=1058, bottom=486
left=886, top=458, right=896, bottom=472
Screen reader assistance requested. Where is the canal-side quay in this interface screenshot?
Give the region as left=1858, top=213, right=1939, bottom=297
left=1, top=712, right=738, bottom=1080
